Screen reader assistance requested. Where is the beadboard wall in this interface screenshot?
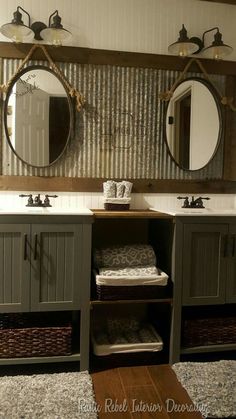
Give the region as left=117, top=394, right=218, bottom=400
left=0, top=0, right=236, bottom=196
left=0, top=191, right=235, bottom=211
left=0, top=0, right=235, bottom=60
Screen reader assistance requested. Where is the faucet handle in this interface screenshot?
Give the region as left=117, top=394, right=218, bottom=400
left=177, top=196, right=190, bottom=208
left=19, top=194, right=33, bottom=206
left=44, top=194, right=58, bottom=207
left=198, top=196, right=210, bottom=201
left=192, top=196, right=210, bottom=208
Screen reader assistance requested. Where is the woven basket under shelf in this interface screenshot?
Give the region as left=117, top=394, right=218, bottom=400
left=183, top=316, right=236, bottom=347
left=0, top=326, right=72, bottom=358
left=95, top=284, right=171, bottom=300
left=0, top=313, right=72, bottom=358
left=104, top=203, right=130, bottom=211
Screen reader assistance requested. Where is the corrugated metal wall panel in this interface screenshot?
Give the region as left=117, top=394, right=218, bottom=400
left=2, top=59, right=225, bottom=179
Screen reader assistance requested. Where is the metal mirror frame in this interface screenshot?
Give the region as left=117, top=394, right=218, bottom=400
left=3, top=64, right=74, bottom=169
left=164, top=76, right=224, bottom=172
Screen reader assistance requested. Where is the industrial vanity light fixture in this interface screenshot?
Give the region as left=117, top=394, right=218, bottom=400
left=168, top=24, right=233, bottom=60
left=0, top=6, right=72, bottom=46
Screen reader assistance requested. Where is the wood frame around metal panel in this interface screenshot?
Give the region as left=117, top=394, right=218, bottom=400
left=200, top=0, right=236, bottom=4
left=0, top=42, right=236, bottom=193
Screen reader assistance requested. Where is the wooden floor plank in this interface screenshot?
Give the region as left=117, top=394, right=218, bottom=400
left=147, top=365, right=203, bottom=418
left=92, top=365, right=205, bottom=418
left=118, top=366, right=153, bottom=387
left=92, top=368, right=132, bottom=418
left=124, top=385, right=169, bottom=419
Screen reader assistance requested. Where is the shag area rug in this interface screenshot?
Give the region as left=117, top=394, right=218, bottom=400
left=0, top=371, right=98, bottom=419
left=172, top=360, right=236, bottom=418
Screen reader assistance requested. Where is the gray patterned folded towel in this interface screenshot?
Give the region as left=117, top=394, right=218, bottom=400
left=122, top=181, right=133, bottom=197
left=103, top=180, right=116, bottom=198
left=94, top=244, right=156, bottom=269
left=103, top=180, right=133, bottom=199
left=116, top=182, right=125, bottom=198
left=99, top=265, right=159, bottom=277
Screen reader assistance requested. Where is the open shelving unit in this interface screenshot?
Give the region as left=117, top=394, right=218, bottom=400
left=90, top=209, right=175, bottom=371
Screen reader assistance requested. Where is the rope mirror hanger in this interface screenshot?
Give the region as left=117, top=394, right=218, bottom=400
left=0, top=43, right=85, bottom=112
left=159, top=57, right=235, bottom=111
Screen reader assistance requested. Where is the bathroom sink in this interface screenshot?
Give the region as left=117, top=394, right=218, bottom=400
left=150, top=207, right=236, bottom=216
left=0, top=207, right=93, bottom=215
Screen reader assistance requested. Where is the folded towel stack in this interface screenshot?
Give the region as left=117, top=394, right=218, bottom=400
left=91, top=313, right=164, bottom=355
left=94, top=315, right=160, bottom=345
left=94, top=244, right=168, bottom=287
left=103, top=180, right=133, bottom=210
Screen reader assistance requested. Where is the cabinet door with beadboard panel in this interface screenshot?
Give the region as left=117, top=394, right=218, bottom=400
left=30, top=224, right=83, bottom=311
left=0, top=224, right=30, bottom=312
left=182, top=223, right=228, bottom=305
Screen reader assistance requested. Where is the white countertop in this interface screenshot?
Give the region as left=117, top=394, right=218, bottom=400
left=150, top=207, right=236, bottom=216
left=0, top=207, right=93, bottom=215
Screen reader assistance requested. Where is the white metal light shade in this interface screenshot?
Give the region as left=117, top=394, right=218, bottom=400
left=168, top=25, right=200, bottom=57
left=0, top=6, right=34, bottom=43
left=168, top=25, right=233, bottom=60
left=0, top=22, right=34, bottom=43
left=40, top=27, right=72, bottom=46
left=168, top=40, right=199, bottom=57
left=202, top=44, right=233, bottom=60
left=201, top=28, right=233, bottom=60
left=40, top=10, right=72, bottom=46
left=0, top=7, right=72, bottom=46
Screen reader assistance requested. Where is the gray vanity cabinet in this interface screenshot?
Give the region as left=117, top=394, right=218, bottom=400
left=0, top=224, right=31, bottom=312
left=30, top=224, right=82, bottom=311
left=0, top=224, right=83, bottom=312
left=0, top=215, right=93, bottom=370
left=170, top=217, right=236, bottom=363
left=181, top=220, right=236, bottom=305
left=182, top=223, right=228, bottom=305
left=0, top=220, right=90, bottom=313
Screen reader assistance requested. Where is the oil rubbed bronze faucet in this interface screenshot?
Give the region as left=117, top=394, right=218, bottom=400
left=177, top=196, right=190, bottom=208
left=177, top=196, right=210, bottom=209
left=19, top=194, right=58, bottom=207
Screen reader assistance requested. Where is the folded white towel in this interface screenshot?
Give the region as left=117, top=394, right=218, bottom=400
left=94, top=268, right=168, bottom=286
left=103, top=197, right=131, bottom=204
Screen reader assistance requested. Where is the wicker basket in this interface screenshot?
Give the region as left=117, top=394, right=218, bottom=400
left=104, top=203, right=130, bottom=211
left=0, top=313, right=72, bottom=358
left=182, top=316, right=236, bottom=347
left=94, top=283, right=172, bottom=301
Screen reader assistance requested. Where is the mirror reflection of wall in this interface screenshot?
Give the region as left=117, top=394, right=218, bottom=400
left=5, top=67, right=70, bottom=168
left=166, top=79, right=220, bottom=171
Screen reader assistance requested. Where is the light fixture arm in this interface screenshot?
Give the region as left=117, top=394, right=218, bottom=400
left=48, top=10, right=63, bottom=28
left=13, top=6, right=31, bottom=27
left=202, top=27, right=220, bottom=47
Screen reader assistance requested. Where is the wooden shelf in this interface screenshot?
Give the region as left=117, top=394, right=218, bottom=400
left=0, top=353, right=81, bottom=365
left=92, top=209, right=174, bottom=219
left=90, top=298, right=173, bottom=305
left=181, top=343, right=236, bottom=354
